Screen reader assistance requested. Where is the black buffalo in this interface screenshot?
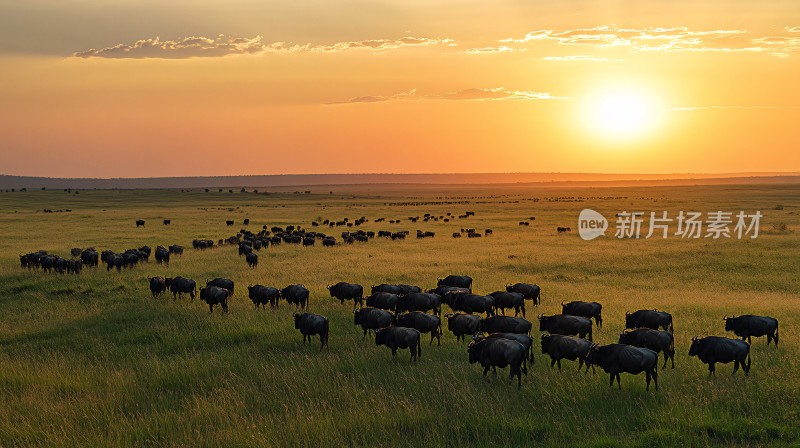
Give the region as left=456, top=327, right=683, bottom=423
left=396, top=312, right=442, bottom=346
left=450, top=294, right=494, bottom=316
left=247, top=285, right=279, bottom=309
left=365, top=292, right=400, bottom=312
left=724, top=315, right=779, bottom=346
left=505, top=283, right=541, bottom=306
left=397, top=293, right=441, bottom=315
left=625, top=310, right=673, bottom=333
left=375, top=327, right=421, bottom=362
left=467, top=338, right=527, bottom=388
left=371, top=284, right=403, bottom=296
left=445, top=313, right=482, bottom=342
left=281, top=284, right=310, bottom=310
left=328, top=282, right=364, bottom=310
left=490, top=291, right=526, bottom=317
left=245, top=252, right=258, bottom=268
left=619, top=329, right=675, bottom=369
left=480, top=316, right=532, bottom=335
left=206, top=278, right=234, bottom=297
left=294, top=312, right=329, bottom=351
left=538, top=314, right=593, bottom=341
left=148, top=276, right=167, bottom=297
left=586, top=344, right=659, bottom=390
left=540, top=334, right=595, bottom=372
left=155, top=246, right=170, bottom=265
left=167, top=276, right=196, bottom=300
left=199, top=286, right=229, bottom=313
left=689, top=336, right=751, bottom=376
left=136, top=219, right=145, bottom=227
left=168, top=244, right=183, bottom=256
left=353, top=308, right=394, bottom=339
left=437, top=275, right=473, bottom=291
left=477, top=333, right=535, bottom=364
left=561, top=301, right=603, bottom=328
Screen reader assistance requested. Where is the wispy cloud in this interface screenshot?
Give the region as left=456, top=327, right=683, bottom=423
left=495, top=25, right=800, bottom=57
left=542, top=55, right=624, bottom=62
left=328, top=87, right=566, bottom=104
left=460, top=46, right=514, bottom=54
left=73, top=35, right=455, bottom=59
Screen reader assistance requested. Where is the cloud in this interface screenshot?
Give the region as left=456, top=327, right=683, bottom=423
left=328, top=87, right=565, bottom=104
left=461, top=46, right=514, bottom=54
left=542, top=55, right=624, bottom=62
left=73, top=35, right=455, bottom=59
left=499, top=25, right=800, bottom=57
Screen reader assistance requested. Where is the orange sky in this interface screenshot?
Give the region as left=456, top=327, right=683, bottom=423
left=1, top=1, right=799, bottom=177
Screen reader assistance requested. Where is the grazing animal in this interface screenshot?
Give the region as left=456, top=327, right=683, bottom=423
left=445, top=313, right=482, bottom=342
left=505, top=283, right=541, bottom=306
left=476, top=333, right=535, bottom=364
left=163, top=219, right=171, bottom=225
left=247, top=285, right=279, bottom=309
left=625, top=310, right=674, bottom=333
left=168, top=245, right=183, bottom=256
left=437, top=275, right=473, bottom=291
left=540, top=334, right=595, bottom=372
left=449, top=294, right=494, bottom=316
left=619, top=329, right=675, bottom=369
left=148, top=276, right=167, bottom=297
left=561, top=301, right=603, bottom=328
left=688, top=336, right=751, bottom=376
left=281, top=284, right=310, bottom=310
left=557, top=226, right=571, bottom=233
left=396, top=293, right=442, bottom=315
left=371, top=284, right=403, bottom=296
left=395, top=312, right=442, bottom=346
left=168, top=276, right=196, bottom=300
left=206, top=278, right=234, bottom=297
left=467, top=338, right=527, bottom=389
left=70, top=248, right=82, bottom=258
left=294, top=312, right=329, bottom=351
left=353, top=308, right=394, bottom=339
left=365, top=292, right=400, bottom=312
left=154, top=246, right=170, bottom=265
left=724, top=315, right=779, bottom=346
left=375, top=327, right=421, bottom=362
left=245, top=252, right=258, bottom=268
left=328, top=282, right=364, bottom=310
left=226, top=220, right=234, bottom=226
left=481, top=315, right=532, bottom=335
left=199, top=286, right=229, bottom=313
left=585, top=344, right=659, bottom=391
left=538, top=314, right=593, bottom=341
left=490, top=291, right=526, bottom=317
left=135, top=219, right=145, bottom=227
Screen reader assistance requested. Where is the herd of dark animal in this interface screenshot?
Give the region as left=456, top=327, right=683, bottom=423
left=144, top=271, right=778, bottom=390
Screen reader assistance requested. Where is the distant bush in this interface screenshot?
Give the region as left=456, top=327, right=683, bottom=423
left=772, top=222, right=788, bottom=232
left=774, top=204, right=784, bottom=210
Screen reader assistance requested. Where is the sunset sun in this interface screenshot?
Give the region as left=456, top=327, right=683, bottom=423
left=583, top=88, right=662, bottom=140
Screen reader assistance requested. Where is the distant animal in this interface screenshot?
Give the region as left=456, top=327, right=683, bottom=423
left=281, top=284, right=310, bottom=310
left=467, top=338, right=527, bottom=389
left=445, top=313, right=482, bottom=342
left=135, top=219, right=145, bottom=227
left=371, top=284, right=403, bottom=296
left=688, top=336, right=751, bottom=376
left=154, top=246, right=170, bottom=265
left=724, top=315, right=779, bottom=346
left=226, top=220, right=234, bottom=226
left=148, top=276, right=167, bottom=297
left=625, top=310, right=674, bottom=332
left=449, top=294, right=494, bottom=316
left=247, top=285, right=279, bottom=309
left=167, top=276, right=196, bottom=300
left=475, top=333, right=535, bottom=364
left=505, top=283, right=541, bottom=306
left=163, top=219, right=171, bottom=225
left=557, top=226, right=571, bottom=233
left=243, top=218, right=250, bottom=225
left=199, top=286, right=229, bottom=313
left=294, top=312, right=329, bottom=351
left=519, top=221, right=529, bottom=226
left=353, top=308, right=394, bottom=339
left=481, top=315, right=532, bottom=335
left=395, top=312, right=442, bottom=346
left=396, top=293, right=442, bottom=315
left=328, top=282, right=364, bottom=310
left=437, top=275, right=473, bottom=291
left=365, top=292, right=400, bottom=312
left=538, top=314, right=593, bottom=341
left=540, top=334, right=595, bottom=372
left=619, top=328, right=675, bottom=369
left=245, top=252, right=258, bottom=268
left=70, top=248, right=82, bottom=258
left=206, top=278, right=234, bottom=297
left=585, top=344, right=659, bottom=391
left=490, top=291, right=526, bottom=317
left=375, top=327, right=421, bottom=362
left=561, top=301, right=603, bottom=328
left=168, top=245, right=183, bottom=256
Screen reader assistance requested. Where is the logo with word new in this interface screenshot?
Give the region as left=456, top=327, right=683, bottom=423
left=578, top=209, right=608, bottom=240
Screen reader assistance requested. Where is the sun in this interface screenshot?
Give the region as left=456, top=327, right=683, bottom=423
left=582, top=87, right=662, bottom=140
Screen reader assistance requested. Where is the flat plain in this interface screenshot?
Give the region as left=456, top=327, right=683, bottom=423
left=0, top=183, right=798, bottom=447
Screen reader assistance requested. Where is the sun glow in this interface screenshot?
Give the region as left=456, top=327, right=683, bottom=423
left=582, top=87, right=662, bottom=140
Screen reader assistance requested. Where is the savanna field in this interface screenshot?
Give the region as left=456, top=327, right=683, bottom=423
left=0, top=183, right=798, bottom=447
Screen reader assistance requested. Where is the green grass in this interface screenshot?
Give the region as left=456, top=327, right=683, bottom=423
left=0, top=184, right=798, bottom=447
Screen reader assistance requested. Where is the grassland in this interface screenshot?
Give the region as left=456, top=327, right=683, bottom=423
left=0, top=183, right=798, bottom=447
